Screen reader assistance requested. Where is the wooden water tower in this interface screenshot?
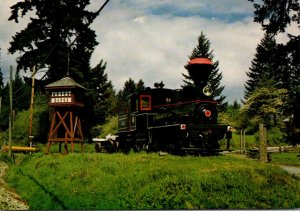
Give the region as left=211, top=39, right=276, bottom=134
left=45, top=76, right=87, bottom=154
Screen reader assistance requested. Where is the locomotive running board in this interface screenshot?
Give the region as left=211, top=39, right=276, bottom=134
left=148, top=124, right=180, bottom=129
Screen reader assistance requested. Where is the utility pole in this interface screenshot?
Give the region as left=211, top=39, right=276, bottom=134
left=0, top=49, right=2, bottom=115
left=8, top=66, right=13, bottom=157
left=29, top=65, right=36, bottom=147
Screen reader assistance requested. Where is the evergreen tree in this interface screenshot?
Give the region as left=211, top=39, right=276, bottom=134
left=0, top=71, right=31, bottom=130
left=244, top=33, right=279, bottom=99
left=183, top=32, right=226, bottom=109
left=118, top=78, right=145, bottom=101
left=284, top=36, right=300, bottom=91
left=136, top=79, right=145, bottom=93
left=118, top=78, right=137, bottom=101
left=85, top=60, right=116, bottom=126
left=249, top=0, right=300, bottom=143
left=13, top=71, right=31, bottom=112
left=8, top=0, right=106, bottom=84
left=232, top=99, right=241, bottom=110
left=0, top=70, right=3, bottom=100
left=0, top=52, right=3, bottom=114
left=284, top=36, right=300, bottom=132
left=0, top=83, right=9, bottom=131
left=249, top=0, right=300, bottom=96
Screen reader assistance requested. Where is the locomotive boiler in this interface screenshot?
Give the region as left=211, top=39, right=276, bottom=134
left=114, top=58, right=227, bottom=154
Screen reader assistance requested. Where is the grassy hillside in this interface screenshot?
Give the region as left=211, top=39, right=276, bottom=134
left=3, top=151, right=299, bottom=209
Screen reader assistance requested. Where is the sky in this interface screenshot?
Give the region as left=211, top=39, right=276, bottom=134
left=0, top=0, right=297, bottom=103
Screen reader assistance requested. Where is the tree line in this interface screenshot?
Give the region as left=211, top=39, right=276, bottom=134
left=243, top=0, right=299, bottom=145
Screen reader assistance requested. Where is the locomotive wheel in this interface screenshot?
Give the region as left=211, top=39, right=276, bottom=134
left=94, top=143, right=101, bottom=153
left=106, top=142, right=118, bottom=153
left=118, top=135, right=131, bottom=154
left=133, top=143, right=143, bottom=152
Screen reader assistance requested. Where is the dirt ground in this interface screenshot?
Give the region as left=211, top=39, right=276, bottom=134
left=0, top=161, right=29, bottom=210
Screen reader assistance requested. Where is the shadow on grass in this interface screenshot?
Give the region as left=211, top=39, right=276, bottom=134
left=18, top=167, right=67, bottom=209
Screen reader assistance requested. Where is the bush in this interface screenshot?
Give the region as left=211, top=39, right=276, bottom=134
left=90, top=115, right=118, bottom=139
left=267, top=127, right=286, bottom=146
left=1, top=92, right=49, bottom=145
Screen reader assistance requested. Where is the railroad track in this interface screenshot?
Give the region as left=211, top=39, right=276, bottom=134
left=0, top=162, right=29, bottom=210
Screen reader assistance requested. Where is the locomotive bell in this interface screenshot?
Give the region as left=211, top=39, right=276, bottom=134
left=184, top=58, right=213, bottom=87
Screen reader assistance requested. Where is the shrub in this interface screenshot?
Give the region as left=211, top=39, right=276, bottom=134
left=0, top=92, right=49, bottom=145
left=90, top=115, right=118, bottom=139
left=267, top=127, right=286, bottom=146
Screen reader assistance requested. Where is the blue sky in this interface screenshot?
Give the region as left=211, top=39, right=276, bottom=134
left=0, top=0, right=297, bottom=103
left=126, top=0, right=253, bottom=21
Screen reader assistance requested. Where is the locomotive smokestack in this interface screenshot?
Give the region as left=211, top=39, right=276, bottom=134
left=184, top=58, right=213, bottom=87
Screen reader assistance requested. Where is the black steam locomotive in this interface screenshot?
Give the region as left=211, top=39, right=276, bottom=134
left=114, top=58, right=227, bottom=154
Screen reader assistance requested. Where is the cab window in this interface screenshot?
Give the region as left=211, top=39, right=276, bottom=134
left=140, top=95, right=152, bottom=111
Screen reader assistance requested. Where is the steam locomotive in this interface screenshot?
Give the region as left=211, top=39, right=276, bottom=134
left=96, top=58, right=227, bottom=154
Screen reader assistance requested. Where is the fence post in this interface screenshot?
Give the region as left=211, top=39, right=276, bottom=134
left=240, top=129, right=242, bottom=153
left=240, top=129, right=246, bottom=154
left=259, top=123, right=268, bottom=162
left=243, top=129, right=246, bottom=153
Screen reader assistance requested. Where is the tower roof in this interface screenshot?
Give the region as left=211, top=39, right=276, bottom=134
left=45, top=76, right=87, bottom=90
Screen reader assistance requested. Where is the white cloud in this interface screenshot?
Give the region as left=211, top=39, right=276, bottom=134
left=0, top=0, right=36, bottom=79
left=90, top=1, right=264, bottom=103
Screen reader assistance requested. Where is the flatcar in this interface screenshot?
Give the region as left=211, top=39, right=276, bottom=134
left=114, top=58, right=227, bottom=154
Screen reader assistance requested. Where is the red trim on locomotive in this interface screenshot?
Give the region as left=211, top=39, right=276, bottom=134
left=152, top=99, right=218, bottom=109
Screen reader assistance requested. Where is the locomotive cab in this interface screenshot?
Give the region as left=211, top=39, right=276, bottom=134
left=139, top=88, right=178, bottom=109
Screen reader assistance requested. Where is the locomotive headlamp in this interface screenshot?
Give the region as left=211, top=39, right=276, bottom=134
left=204, top=109, right=212, bottom=117
left=203, top=86, right=212, bottom=96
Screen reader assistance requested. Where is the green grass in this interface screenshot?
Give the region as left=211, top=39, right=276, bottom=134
left=271, top=152, right=300, bottom=167
left=42, top=142, right=96, bottom=154
left=3, top=152, right=300, bottom=209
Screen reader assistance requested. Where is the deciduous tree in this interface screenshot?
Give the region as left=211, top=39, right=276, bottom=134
left=249, top=0, right=299, bottom=35
left=241, top=86, right=288, bottom=128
